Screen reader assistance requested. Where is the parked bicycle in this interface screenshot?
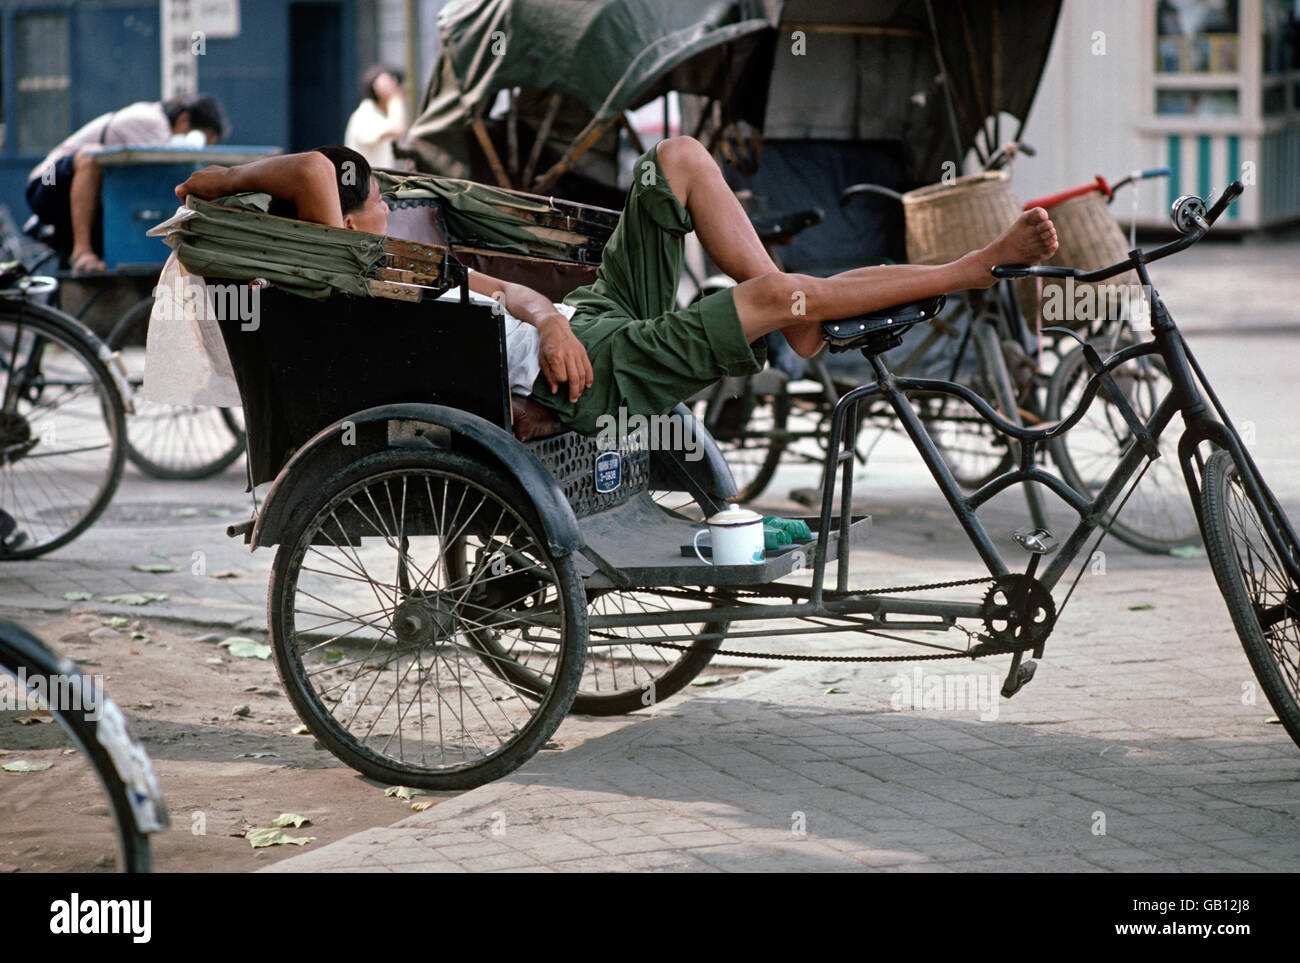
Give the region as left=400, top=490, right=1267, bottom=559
left=0, top=618, right=167, bottom=870
left=0, top=262, right=128, bottom=559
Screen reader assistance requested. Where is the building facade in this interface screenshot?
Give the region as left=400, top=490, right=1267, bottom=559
left=1002, top=0, right=1300, bottom=230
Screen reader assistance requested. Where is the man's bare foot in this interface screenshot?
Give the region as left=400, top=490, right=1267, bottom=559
left=968, top=208, right=1058, bottom=287
left=511, top=394, right=564, bottom=441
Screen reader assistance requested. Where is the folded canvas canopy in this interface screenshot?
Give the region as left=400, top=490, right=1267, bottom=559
left=406, top=0, right=1060, bottom=195
left=405, top=0, right=783, bottom=193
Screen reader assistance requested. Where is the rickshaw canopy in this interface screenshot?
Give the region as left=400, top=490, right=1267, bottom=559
left=406, top=0, right=783, bottom=185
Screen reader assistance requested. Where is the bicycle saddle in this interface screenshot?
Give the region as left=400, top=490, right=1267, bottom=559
left=748, top=207, right=824, bottom=244
left=821, top=295, right=946, bottom=355
left=0, top=260, right=29, bottom=290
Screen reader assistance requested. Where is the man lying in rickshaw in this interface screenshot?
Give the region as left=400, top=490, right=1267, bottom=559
left=174, top=142, right=1057, bottom=441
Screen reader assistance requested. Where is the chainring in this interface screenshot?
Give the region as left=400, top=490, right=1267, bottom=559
left=980, top=574, right=1056, bottom=651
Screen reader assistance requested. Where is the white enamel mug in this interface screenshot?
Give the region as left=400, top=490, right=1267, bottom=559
left=693, top=506, right=765, bottom=565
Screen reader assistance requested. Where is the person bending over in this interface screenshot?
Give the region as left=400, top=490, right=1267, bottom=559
left=29, top=95, right=229, bottom=273
left=174, top=142, right=1057, bottom=440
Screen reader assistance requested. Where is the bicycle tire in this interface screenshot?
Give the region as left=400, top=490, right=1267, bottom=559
left=0, top=300, right=126, bottom=558
left=0, top=620, right=166, bottom=871
left=267, top=448, right=587, bottom=790
left=105, top=297, right=245, bottom=480
left=696, top=388, right=791, bottom=503
left=1045, top=338, right=1200, bottom=553
left=1200, top=449, right=1300, bottom=747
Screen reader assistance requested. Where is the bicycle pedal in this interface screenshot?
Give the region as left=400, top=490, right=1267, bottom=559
left=1001, top=659, right=1037, bottom=698
left=1013, top=526, right=1057, bottom=554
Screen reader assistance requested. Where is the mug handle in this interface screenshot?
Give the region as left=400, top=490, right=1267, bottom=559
left=693, top=528, right=713, bottom=565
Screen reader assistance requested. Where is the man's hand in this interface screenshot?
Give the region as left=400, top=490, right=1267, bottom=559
left=537, top=317, right=593, bottom=403
left=175, top=165, right=231, bottom=203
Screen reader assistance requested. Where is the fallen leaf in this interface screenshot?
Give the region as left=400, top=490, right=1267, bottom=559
left=219, top=637, right=271, bottom=660
left=825, top=687, right=848, bottom=694
left=212, top=571, right=241, bottom=579
left=1127, top=604, right=1155, bottom=611
left=291, top=725, right=311, bottom=735
left=384, top=786, right=428, bottom=800
left=270, top=813, right=311, bottom=828
left=237, top=752, right=279, bottom=759
left=102, top=616, right=131, bottom=628
left=1266, top=716, right=1281, bottom=724
left=3, top=760, right=53, bottom=772
left=1169, top=545, right=1206, bottom=559
left=14, top=715, right=53, bottom=726
left=323, top=649, right=344, bottom=664
left=410, top=800, right=435, bottom=812
left=245, top=828, right=315, bottom=848
left=131, top=563, right=175, bottom=573
left=177, top=507, right=200, bottom=518
left=690, top=676, right=723, bottom=687
left=103, top=593, right=168, bottom=606
left=130, top=632, right=150, bottom=642
left=63, top=591, right=92, bottom=601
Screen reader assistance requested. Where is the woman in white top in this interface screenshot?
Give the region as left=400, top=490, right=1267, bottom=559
left=344, top=66, right=408, bottom=170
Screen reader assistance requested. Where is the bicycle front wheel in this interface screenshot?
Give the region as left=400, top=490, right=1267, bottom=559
left=0, top=302, right=126, bottom=558
left=1200, top=449, right=1300, bottom=746
left=0, top=620, right=167, bottom=871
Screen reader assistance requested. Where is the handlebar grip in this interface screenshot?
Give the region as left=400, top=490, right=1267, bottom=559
left=1140, top=166, right=1172, bottom=180
left=992, top=264, right=1079, bottom=280
left=1207, top=181, right=1244, bottom=224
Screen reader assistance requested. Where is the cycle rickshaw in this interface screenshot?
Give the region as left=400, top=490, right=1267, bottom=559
left=153, top=167, right=1300, bottom=792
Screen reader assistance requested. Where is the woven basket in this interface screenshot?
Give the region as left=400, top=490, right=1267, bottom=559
left=1016, top=190, right=1140, bottom=330
left=903, top=171, right=1022, bottom=266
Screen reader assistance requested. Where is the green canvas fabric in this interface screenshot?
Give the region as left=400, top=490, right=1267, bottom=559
left=156, top=194, right=388, bottom=299
left=375, top=170, right=561, bottom=255
left=406, top=0, right=781, bottom=177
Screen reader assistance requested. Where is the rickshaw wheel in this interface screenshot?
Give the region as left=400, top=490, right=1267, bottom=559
left=465, top=494, right=729, bottom=715
left=106, top=297, right=245, bottom=480
left=267, top=448, right=587, bottom=790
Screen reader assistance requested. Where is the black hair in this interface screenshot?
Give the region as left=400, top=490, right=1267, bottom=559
left=162, top=94, right=229, bottom=141
left=312, top=144, right=373, bottom=215
left=362, top=65, right=405, bottom=103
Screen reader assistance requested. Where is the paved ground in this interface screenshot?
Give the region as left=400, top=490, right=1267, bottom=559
left=4, top=235, right=1299, bottom=873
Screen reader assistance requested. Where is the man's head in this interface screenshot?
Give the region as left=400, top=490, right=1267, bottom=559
left=163, top=94, right=229, bottom=144
left=313, top=145, right=389, bottom=234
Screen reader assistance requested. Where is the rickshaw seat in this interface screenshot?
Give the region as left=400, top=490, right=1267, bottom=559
left=821, top=295, right=947, bottom=355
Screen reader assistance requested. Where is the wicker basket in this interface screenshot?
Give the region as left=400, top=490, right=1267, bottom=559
left=903, top=171, right=1022, bottom=266
left=1016, top=190, right=1140, bottom=330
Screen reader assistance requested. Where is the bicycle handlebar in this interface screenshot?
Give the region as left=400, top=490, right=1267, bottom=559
left=992, top=181, right=1244, bottom=282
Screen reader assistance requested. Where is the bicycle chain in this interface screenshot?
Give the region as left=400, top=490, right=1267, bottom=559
left=607, top=574, right=998, bottom=664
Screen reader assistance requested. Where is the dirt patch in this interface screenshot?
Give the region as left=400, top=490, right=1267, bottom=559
left=0, top=606, right=755, bottom=873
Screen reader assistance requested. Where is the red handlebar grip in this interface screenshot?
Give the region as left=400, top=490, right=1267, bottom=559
left=1024, top=175, right=1111, bottom=211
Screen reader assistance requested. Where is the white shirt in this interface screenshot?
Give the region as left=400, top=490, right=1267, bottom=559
left=448, top=288, right=576, bottom=395
left=344, top=97, right=407, bottom=170
left=32, top=101, right=172, bottom=180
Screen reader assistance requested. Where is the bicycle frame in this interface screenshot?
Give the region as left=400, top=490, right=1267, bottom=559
left=809, top=258, right=1300, bottom=615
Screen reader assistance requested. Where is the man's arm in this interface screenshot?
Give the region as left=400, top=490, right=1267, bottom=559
left=175, top=151, right=343, bottom=226
left=468, top=269, right=593, bottom=402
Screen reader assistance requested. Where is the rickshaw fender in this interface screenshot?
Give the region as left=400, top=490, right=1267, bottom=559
left=250, top=403, right=584, bottom=555
left=646, top=404, right=738, bottom=506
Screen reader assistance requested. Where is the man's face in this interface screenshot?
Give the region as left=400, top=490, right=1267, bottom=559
left=345, top=177, right=390, bottom=235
